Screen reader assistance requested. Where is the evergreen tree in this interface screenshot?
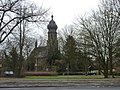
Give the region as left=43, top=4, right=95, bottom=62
left=4, top=47, right=19, bottom=76
left=63, top=35, right=78, bottom=72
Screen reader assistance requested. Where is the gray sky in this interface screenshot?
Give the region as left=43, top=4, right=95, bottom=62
left=30, top=0, right=100, bottom=30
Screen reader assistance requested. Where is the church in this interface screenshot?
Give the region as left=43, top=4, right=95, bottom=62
left=27, top=15, right=59, bottom=71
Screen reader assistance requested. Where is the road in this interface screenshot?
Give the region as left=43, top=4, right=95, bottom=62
left=0, top=86, right=120, bottom=90
left=0, top=78, right=120, bottom=88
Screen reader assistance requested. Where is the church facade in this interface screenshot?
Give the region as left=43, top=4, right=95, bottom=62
left=27, top=15, right=59, bottom=71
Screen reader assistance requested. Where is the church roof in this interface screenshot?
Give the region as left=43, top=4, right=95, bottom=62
left=28, top=46, right=47, bottom=59
left=47, top=15, right=57, bottom=30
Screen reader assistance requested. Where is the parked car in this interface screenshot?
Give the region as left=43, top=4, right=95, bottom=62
left=87, top=71, right=97, bottom=75
left=4, top=71, right=13, bottom=76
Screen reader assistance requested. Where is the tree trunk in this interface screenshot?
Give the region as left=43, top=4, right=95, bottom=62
left=109, top=47, right=114, bottom=78
left=98, top=63, right=101, bottom=75
left=104, top=70, right=108, bottom=78
left=103, top=65, right=109, bottom=78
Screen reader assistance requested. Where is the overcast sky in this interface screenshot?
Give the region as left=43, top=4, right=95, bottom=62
left=30, top=0, right=100, bottom=30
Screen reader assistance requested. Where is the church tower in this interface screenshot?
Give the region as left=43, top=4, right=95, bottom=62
left=47, top=15, right=58, bottom=66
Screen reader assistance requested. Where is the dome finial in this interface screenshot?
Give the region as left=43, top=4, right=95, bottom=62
left=47, top=15, right=57, bottom=30
left=51, top=15, right=53, bottom=20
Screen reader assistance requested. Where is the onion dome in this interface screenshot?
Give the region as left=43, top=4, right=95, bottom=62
left=47, top=15, right=58, bottom=30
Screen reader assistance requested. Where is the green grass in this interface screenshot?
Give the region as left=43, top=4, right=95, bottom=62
left=25, top=75, right=105, bottom=79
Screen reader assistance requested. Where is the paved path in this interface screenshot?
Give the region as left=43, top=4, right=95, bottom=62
left=0, top=78, right=120, bottom=88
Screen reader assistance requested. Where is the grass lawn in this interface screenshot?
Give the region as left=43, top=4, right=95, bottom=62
left=25, top=75, right=105, bottom=79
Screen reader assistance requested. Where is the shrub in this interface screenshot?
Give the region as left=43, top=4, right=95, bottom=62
left=58, top=72, right=85, bottom=75
left=25, top=72, right=58, bottom=76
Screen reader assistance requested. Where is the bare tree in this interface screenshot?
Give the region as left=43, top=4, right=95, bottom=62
left=0, top=0, right=49, bottom=77
left=0, top=0, right=49, bottom=44
left=58, top=25, right=78, bottom=53
left=75, top=0, right=120, bottom=78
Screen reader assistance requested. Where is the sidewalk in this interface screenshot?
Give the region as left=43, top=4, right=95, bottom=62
left=0, top=78, right=120, bottom=88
